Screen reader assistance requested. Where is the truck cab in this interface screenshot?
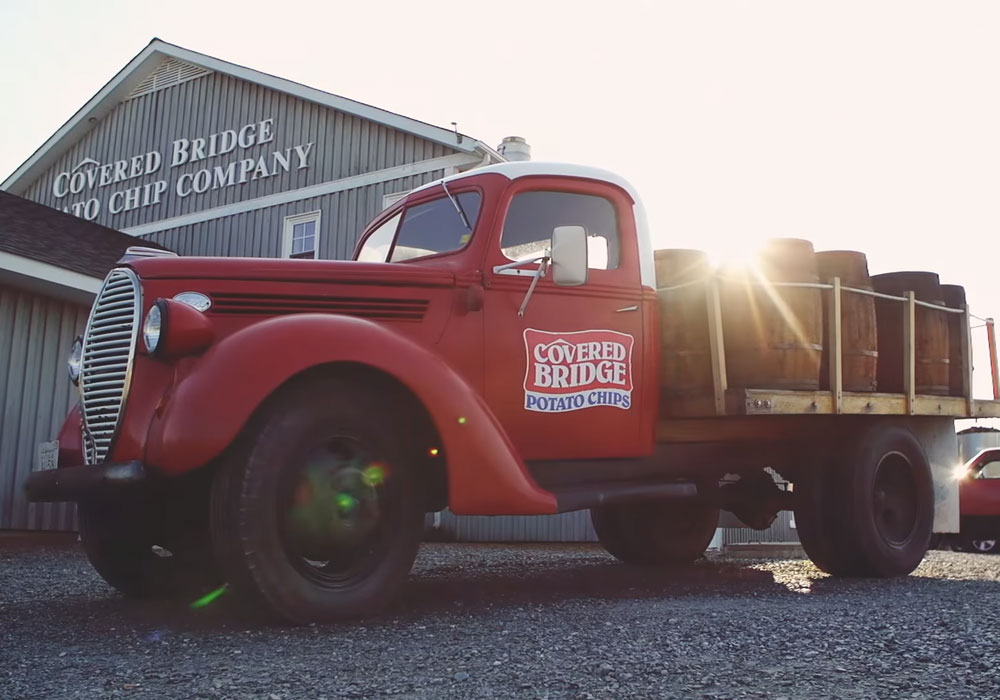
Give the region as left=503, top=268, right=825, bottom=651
left=353, top=163, right=657, bottom=462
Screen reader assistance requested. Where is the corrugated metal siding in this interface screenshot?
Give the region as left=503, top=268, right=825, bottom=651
left=721, top=510, right=799, bottom=545
left=20, top=72, right=455, bottom=231
left=0, top=285, right=89, bottom=531
left=429, top=510, right=599, bottom=543
left=143, top=171, right=444, bottom=259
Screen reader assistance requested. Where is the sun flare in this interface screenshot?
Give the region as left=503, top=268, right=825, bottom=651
left=699, top=238, right=767, bottom=273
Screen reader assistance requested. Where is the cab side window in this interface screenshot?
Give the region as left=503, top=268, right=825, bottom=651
left=356, top=213, right=401, bottom=262
left=355, top=192, right=481, bottom=263
left=978, top=460, right=1000, bottom=479
left=500, top=191, right=620, bottom=270
left=392, top=192, right=481, bottom=262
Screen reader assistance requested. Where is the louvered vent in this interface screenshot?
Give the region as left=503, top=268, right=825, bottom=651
left=128, top=58, right=212, bottom=99
left=211, top=293, right=429, bottom=321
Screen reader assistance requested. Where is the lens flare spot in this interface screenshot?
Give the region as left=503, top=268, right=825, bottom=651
left=190, top=583, right=229, bottom=609
left=362, top=464, right=386, bottom=486
left=336, top=492, right=359, bottom=513
left=457, top=416, right=467, bottom=425
left=428, top=447, right=440, bottom=457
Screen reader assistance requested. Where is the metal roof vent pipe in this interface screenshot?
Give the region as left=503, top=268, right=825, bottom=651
left=498, top=136, right=531, bottom=162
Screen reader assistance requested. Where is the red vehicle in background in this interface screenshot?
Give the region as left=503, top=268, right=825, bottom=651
left=948, top=448, right=1000, bottom=553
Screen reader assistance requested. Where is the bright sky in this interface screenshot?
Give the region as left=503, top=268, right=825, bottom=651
left=1, top=0, right=998, bottom=402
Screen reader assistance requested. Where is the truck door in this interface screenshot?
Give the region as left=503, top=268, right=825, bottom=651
left=482, top=177, right=649, bottom=461
left=962, top=453, right=1000, bottom=517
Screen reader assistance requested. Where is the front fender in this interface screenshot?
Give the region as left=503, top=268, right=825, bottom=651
left=145, top=314, right=556, bottom=515
left=57, top=404, right=84, bottom=467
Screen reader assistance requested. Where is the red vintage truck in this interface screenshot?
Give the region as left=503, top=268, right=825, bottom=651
left=942, top=446, right=1000, bottom=553
left=26, top=162, right=1000, bottom=623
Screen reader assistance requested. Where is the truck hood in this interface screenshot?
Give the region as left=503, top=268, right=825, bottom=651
left=127, top=256, right=456, bottom=289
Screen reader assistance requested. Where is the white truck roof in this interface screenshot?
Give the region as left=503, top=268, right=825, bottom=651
left=412, top=162, right=656, bottom=290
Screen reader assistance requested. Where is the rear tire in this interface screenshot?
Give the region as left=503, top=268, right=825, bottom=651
left=794, top=458, right=864, bottom=576
left=591, top=500, right=719, bottom=565
left=210, top=375, right=425, bottom=624
left=796, top=424, right=933, bottom=578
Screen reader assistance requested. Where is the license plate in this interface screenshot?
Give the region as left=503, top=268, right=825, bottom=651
left=37, top=441, right=59, bottom=471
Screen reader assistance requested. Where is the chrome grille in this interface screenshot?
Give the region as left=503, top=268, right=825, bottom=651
left=79, top=268, right=141, bottom=464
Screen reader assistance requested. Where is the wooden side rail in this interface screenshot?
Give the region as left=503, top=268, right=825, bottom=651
left=657, top=272, right=988, bottom=417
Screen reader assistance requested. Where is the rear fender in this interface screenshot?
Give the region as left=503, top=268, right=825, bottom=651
left=145, top=314, right=556, bottom=515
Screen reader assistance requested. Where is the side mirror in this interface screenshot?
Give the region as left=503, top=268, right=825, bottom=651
left=550, top=226, right=588, bottom=286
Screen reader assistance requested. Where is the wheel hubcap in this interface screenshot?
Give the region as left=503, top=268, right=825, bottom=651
left=872, top=452, right=918, bottom=546
left=279, top=437, right=394, bottom=586
left=972, top=539, right=996, bottom=553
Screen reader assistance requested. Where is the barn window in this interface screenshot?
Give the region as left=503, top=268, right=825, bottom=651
left=282, top=211, right=320, bottom=260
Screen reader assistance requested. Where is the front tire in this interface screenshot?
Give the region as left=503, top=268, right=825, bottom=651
left=591, top=500, right=719, bottom=565
left=210, top=375, right=425, bottom=624
left=79, top=501, right=218, bottom=599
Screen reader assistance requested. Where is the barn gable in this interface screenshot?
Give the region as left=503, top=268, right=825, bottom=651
left=2, top=39, right=501, bottom=246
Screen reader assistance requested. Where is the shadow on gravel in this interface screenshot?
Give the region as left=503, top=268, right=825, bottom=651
left=6, top=542, right=1000, bottom=632
left=5, top=553, right=771, bottom=623
left=395, top=556, right=778, bottom=618
left=3, top=557, right=785, bottom=634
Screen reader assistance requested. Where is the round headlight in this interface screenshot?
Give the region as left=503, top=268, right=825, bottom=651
left=67, top=336, right=83, bottom=385
left=143, top=303, right=163, bottom=353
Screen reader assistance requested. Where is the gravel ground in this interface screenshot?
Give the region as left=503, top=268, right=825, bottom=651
left=2, top=539, right=1000, bottom=699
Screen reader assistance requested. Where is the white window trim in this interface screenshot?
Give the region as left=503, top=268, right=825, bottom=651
left=282, top=210, right=321, bottom=259
left=381, top=164, right=460, bottom=211
left=382, top=191, right=409, bottom=211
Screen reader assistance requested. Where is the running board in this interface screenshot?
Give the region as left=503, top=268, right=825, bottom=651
left=552, top=480, right=700, bottom=513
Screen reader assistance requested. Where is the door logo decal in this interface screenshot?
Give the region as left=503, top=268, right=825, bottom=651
left=523, top=329, right=634, bottom=412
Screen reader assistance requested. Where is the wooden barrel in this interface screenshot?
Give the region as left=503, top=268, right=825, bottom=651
left=870, top=271, right=950, bottom=396
left=815, top=250, right=878, bottom=392
left=720, top=238, right=823, bottom=390
left=655, top=249, right=713, bottom=397
left=941, top=284, right=967, bottom=397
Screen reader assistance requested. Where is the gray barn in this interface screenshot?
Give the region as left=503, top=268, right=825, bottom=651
left=0, top=39, right=504, bottom=531
left=3, top=39, right=504, bottom=260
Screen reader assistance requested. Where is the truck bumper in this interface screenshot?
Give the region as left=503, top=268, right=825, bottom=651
left=24, top=461, right=147, bottom=503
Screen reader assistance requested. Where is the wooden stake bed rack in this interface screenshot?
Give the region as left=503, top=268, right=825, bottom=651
left=664, top=388, right=1000, bottom=418
left=661, top=275, right=1000, bottom=419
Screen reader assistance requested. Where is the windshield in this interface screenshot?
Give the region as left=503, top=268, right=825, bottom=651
left=500, top=190, right=619, bottom=269
left=356, top=191, right=482, bottom=263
